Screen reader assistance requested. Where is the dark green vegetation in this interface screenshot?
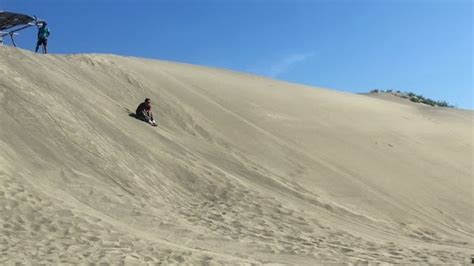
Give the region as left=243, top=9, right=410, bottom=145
left=369, top=90, right=455, bottom=108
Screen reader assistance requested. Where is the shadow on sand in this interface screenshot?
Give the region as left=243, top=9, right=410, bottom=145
left=126, top=108, right=155, bottom=126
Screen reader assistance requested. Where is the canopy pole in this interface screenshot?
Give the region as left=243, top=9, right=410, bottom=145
left=9, top=33, right=16, bottom=47
left=2, top=23, right=35, bottom=36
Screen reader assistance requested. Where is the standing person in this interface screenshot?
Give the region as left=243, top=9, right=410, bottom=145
left=35, top=22, right=50, bottom=54
left=135, top=98, right=157, bottom=126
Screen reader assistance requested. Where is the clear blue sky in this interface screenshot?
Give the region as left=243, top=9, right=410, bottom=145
left=2, top=0, right=472, bottom=109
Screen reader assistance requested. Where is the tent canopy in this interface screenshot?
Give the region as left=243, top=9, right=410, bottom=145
left=0, top=11, right=36, bottom=32
left=0, top=11, right=44, bottom=46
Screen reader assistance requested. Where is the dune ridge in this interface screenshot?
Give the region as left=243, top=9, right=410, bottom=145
left=0, top=46, right=473, bottom=264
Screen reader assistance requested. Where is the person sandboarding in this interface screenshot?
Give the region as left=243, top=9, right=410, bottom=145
left=135, top=98, right=157, bottom=126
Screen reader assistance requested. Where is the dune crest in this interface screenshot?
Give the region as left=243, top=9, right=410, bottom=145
left=0, top=46, right=472, bottom=264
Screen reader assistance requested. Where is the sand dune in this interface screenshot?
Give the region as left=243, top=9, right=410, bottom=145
left=0, top=46, right=473, bottom=264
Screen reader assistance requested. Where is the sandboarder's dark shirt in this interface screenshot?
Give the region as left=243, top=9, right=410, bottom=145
left=136, top=102, right=150, bottom=117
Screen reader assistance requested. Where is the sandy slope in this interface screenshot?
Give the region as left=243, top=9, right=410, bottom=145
left=0, top=46, right=473, bottom=264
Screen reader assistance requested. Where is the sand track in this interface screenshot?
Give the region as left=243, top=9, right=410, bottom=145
left=0, top=46, right=473, bottom=264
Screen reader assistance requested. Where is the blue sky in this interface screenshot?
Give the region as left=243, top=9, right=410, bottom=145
left=2, top=0, right=472, bottom=109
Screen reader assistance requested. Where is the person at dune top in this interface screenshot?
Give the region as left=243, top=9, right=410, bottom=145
left=135, top=98, right=157, bottom=126
left=35, top=22, right=50, bottom=54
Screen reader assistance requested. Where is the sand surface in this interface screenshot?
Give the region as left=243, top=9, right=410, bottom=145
left=0, top=46, right=473, bottom=264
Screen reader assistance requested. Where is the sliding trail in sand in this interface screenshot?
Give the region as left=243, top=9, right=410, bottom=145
left=0, top=46, right=472, bottom=264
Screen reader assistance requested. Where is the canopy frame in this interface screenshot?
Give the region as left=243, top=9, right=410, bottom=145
left=0, top=11, right=45, bottom=47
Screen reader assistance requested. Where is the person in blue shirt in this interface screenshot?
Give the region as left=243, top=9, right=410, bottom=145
left=35, top=22, right=50, bottom=54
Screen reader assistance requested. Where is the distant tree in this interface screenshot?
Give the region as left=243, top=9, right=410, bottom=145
left=367, top=90, right=454, bottom=108
left=437, top=101, right=449, bottom=107
left=422, top=99, right=435, bottom=106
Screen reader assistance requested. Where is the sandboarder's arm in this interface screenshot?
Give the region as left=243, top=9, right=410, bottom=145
left=140, top=110, right=150, bottom=121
